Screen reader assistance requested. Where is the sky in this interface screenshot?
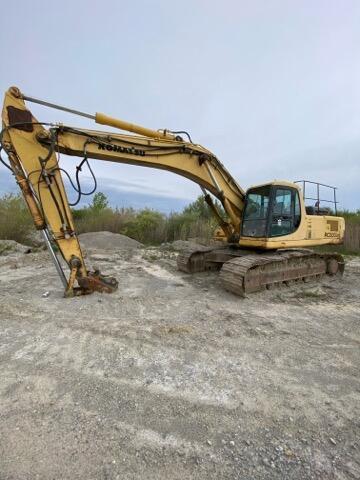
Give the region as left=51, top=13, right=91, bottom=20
left=0, top=0, right=359, bottom=210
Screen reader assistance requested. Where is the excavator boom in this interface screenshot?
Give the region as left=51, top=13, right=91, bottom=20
left=1, top=86, right=244, bottom=296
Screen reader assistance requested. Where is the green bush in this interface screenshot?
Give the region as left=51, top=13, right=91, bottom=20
left=123, top=209, right=165, bottom=244
left=0, top=194, right=33, bottom=244
left=73, top=206, right=133, bottom=234
left=338, top=209, right=360, bottom=224
left=71, top=194, right=218, bottom=244
left=4, top=189, right=358, bottom=248
left=0, top=191, right=224, bottom=245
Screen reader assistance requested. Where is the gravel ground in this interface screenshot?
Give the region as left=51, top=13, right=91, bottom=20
left=0, top=236, right=359, bottom=479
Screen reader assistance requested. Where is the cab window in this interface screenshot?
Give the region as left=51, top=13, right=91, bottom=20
left=242, top=186, right=271, bottom=237
left=270, top=188, right=301, bottom=237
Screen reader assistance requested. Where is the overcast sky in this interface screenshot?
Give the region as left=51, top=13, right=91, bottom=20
left=1, top=0, right=359, bottom=209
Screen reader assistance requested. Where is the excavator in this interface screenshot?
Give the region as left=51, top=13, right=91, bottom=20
left=0, top=86, right=345, bottom=297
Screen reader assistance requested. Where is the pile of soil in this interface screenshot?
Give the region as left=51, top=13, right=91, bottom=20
left=0, top=239, right=32, bottom=255
left=78, top=231, right=142, bottom=251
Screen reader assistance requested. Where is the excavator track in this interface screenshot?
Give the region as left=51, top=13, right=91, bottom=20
left=177, top=245, right=247, bottom=273
left=177, top=246, right=222, bottom=273
left=178, top=247, right=344, bottom=296
left=220, top=250, right=345, bottom=296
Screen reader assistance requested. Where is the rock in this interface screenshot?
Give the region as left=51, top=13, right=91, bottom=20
left=284, top=447, right=294, bottom=457
left=229, top=440, right=235, bottom=447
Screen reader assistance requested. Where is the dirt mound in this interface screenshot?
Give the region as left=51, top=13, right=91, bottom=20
left=0, top=239, right=32, bottom=255
left=78, top=231, right=142, bottom=251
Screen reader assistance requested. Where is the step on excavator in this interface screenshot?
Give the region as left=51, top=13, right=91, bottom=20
left=0, top=87, right=345, bottom=297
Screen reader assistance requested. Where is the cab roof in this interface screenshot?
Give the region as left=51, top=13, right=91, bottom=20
left=247, top=180, right=302, bottom=192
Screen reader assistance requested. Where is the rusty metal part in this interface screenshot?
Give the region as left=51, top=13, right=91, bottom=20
left=7, top=106, right=33, bottom=131
left=77, top=271, right=118, bottom=295
left=62, top=255, right=118, bottom=297
left=219, top=250, right=345, bottom=296
left=9, top=86, right=22, bottom=98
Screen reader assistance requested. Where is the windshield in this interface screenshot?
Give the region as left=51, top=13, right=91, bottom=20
left=242, top=186, right=271, bottom=237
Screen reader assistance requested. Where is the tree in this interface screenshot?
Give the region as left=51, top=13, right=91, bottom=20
left=122, top=209, right=165, bottom=244
left=183, top=194, right=224, bottom=220
left=90, top=192, right=109, bottom=212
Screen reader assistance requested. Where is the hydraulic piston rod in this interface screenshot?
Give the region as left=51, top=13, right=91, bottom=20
left=11, top=88, right=177, bottom=140
left=41, top=229, right=68, bottom=289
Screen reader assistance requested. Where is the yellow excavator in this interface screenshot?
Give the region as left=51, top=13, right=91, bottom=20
left=1, top=86, right=345, bottom=297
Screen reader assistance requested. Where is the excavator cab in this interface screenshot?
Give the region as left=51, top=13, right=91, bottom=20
left=239, top=180, right=344, bottom=251
left=242, top=183, right=302, bottom=238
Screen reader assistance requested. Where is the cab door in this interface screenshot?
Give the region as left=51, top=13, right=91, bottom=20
left=269, top=187, right=301, bottom=237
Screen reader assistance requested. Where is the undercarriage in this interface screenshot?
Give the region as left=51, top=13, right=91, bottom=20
left=177, top=246, right=344, bottom=296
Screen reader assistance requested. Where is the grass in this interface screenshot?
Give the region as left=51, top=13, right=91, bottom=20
left=313, top=245, right=360, bottom=257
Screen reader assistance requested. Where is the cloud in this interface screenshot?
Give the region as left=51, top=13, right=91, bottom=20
left=1, top=1, right=359, bottom=210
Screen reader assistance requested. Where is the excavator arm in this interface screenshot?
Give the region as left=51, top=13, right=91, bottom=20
left=1, top=86, right=245, bottom=296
